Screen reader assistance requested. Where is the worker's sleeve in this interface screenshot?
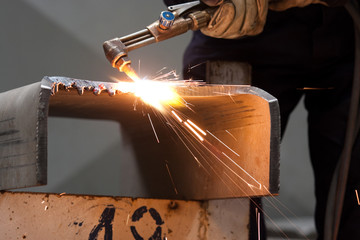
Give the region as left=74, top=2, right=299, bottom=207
left=322, top=0, right=348, bottom=6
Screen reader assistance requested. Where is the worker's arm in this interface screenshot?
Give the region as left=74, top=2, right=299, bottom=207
left=164, top=0, right=349, bottom=39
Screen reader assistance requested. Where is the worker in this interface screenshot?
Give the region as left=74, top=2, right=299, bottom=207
left=163, top=0, right=360, bottom=239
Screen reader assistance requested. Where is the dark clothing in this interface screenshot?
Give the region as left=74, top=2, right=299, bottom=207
left=180, top=4, right=360, bottom=240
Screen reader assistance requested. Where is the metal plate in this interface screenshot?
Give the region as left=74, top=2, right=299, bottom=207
left=0, top=76, right=279, bottom=199
left=0, top=82, right=48, bottom=190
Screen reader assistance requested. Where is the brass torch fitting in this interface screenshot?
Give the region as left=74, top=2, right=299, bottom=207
left=103, top=38, right=131, bottom=71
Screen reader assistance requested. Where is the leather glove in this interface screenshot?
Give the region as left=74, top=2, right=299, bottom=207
left=202, top=0, right=224, bottom=6
left=269, top=0, right=328, bottom=11
left=200, top=0, right=268, bottom=39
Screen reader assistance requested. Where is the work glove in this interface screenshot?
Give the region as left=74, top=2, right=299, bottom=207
left=200, top=0, right=337, bottom=39
left=200, top=0, right=268, bottom=39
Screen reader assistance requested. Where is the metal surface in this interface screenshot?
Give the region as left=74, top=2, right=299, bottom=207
left=0, top=76, right=280, bottom=199
left=0, top=191, right=250, bottom=239
left=0, top=82, right=48, bottom=190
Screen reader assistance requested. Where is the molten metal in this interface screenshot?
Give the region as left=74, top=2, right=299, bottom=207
left=116, top=65, right=183, bottom=111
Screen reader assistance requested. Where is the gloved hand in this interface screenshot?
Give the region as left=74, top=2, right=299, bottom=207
left=268, top=0, right=328, bottom=11
left=202, top=0, right=224, bottom=6
left=200, top=0, right=268, bottom=39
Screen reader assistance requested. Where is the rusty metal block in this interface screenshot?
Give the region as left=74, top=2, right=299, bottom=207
left=0, top=191, right=250, bottom=239
left=0, top=76, right=280, bottom=199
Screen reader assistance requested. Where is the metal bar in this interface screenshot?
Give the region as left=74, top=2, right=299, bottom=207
left=123, top=33, right=153, bottom=47
left=126, top=37, right=157, bottom=52
left=0, top=76, right=280, bottom=200
left=119, top=28, right=150, bottom=43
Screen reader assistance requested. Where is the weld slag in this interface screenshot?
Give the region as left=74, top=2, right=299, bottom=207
left=49, top=77, right=118, bottom=97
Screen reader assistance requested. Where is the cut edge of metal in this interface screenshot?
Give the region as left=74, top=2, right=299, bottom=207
left=36, top=81, right=50, bottom=186
left=41, top=76, right=119, bottom=96
left=246, top=86, right=280, bottom=194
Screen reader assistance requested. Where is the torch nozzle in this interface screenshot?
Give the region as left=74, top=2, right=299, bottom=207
left=103, top=32, right=152, bottom=79
left=103, top=38, right=140, bottom=81
left=121, top=63, right=140, bottom=82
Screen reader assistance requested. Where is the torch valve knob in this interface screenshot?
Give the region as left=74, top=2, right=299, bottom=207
left=159, top=11, right=175, bottom=30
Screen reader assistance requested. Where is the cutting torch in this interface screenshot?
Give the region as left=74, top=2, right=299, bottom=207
left=103, top=1, right=215, bottom=79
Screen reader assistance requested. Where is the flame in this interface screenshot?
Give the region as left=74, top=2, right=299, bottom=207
left=115, top=65, right=183, bottom=111
left=121, top=64, right=141, bottom=82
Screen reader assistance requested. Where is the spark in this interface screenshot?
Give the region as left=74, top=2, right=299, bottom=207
left=198, top=139, right=254, bottom=187
left=165, top=117, right=208, bottom=172
left=184, top=121, right=204, bottom=141
left=166, top=163, right=178, bottom=195
left=261, top=186, right=311, bottom=240
left=176, top=108, right=307, bottom=240
left=153, top=69, right=179, bottom=81
left=356, top=190, right=360, bottom=205
left=114, top=66, right=183, bottom=111
left=126, top=214, right=130, bottom=226
left=257, top=210, right=261, bottom=240
left=222, top=152, right=262, bottom=189
left=187, top=120, right=206, bottom=136
left=206, top=130, right=240, bottom=157
left=114, top=68, right=308, bottom=240
left=138, top=59, right=141, bottom=76
left=224, top=91, right=237, bottom=104
left=115, top=79, right=183, bottom=111
left=193, top=156, right=202, bottom=167
left=180, top=78, right=204, bottom=85
left=222, top=171, right=291, bottom=239
left=133, top=98, right=138, bottom=111
left=187, top=62, right=206, bottom=72
left=262, top=185, right=308, bottom=219
left=216, top=152, right=254, bottom=188
left=297, top=87, right=335, bottom=90
left=193, top=132, right=262, bottom=191
left=212, top=91, right=235, bottom=96
left=171, top=110, right=183, bottom=122
left=147, top=113, right=159, bottom=143
left=225, top=130, right=237, bottom=141
left=154, top=67, right=167, bottom=76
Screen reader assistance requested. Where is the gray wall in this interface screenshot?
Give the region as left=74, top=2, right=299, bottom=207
left=0, top=0, right=315, bottom=221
